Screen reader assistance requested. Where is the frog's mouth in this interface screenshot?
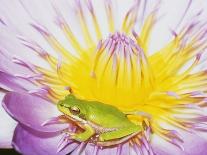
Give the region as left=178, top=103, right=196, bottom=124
left=64, top=114, right=87, bottom=129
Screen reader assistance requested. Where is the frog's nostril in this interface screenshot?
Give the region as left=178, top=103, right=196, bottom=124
left=60, top=103, right=65, bottom=107
left=57, top=102, right=64, bottom=110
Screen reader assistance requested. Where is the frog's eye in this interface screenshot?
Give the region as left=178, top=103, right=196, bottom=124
left=69, top=106, right=80, bottom=115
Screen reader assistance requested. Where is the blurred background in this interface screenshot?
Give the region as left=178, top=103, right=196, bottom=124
left=0, top=149, right=20, bottom=155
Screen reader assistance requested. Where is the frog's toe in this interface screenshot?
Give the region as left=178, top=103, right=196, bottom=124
left=98, top=134, right=110, bottom=142
left=89, top=134, right=99, bottom=143
left=70, top=134, right=77, bottom=140
left=71, top=135, right=84, bottom=142
left=98, top=135, right=105, bottom=142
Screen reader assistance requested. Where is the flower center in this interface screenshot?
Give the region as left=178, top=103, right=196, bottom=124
left=89, top=32, right=154, bottom=110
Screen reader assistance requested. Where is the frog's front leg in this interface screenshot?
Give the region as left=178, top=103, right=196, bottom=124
left=99, top=125, right=141, bottom=142
left=124, top=111, right=151, bottom=119
left=71, top=124, right=95, bottom=142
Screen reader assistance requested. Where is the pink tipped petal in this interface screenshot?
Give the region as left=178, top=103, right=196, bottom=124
left=0, top=50, right=33, bottom=76
left=84, top=144, right=119, bottom=155
left=98, top=146, right=118, bottom=155
left=0, top=18, right=6, bottom=25
left=117, top=143, right=130, bottom=155
left=12, top=124, right=79, bottom=155
left=2, top=92, right=68, bottom=132
left=132, top=144, right=142, bottom=155
left=70, top=142, right=87, bottom=155
left=0, top=93, right=17, bottom=148
left=84, top=144, right=98, bottom=155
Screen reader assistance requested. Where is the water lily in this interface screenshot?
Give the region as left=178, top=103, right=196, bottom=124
left=1, top=0, right=207, bottom=154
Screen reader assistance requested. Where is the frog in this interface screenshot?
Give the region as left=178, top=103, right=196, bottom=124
left=57, top=94, right=143, bottom=146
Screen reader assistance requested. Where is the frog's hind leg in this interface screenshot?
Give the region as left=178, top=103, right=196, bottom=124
left=98, top=125, right=141, bottom=142
left=96, top=131, right=139, bottom=147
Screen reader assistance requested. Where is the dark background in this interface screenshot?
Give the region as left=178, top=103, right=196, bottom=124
left=0, top=149, right=20, bottom=155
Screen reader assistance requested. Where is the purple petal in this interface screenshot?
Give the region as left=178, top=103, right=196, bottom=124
left=0, top=71, right=36, bottom=92
left=152, top=135, right=183, bottom=155
left=2, top=92, right=68, bottom=132
left=12, top=124, right=79, bottom=155
left=84, top=144, right=98, bottom=155
left=0, top=94, right=17, bottom=148
left=182, top=132, right=207, bottom=155
left=84, top=142, right=131, bottom=155
left=152, top=131, right=207, bottom=155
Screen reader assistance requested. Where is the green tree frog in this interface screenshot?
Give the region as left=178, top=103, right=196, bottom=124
left=57, top=94, right=143, bottom=146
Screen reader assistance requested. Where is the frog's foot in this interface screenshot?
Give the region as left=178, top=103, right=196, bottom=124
left=70, top=133, right=90, bottom=142
left=96, top=131, right=140, bottom=147
left=89, top=134, right=100, bottom=143
left=60, top=131, right=89, bottom=143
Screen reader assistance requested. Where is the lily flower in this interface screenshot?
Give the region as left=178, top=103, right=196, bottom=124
left=1, top=0, right=207, bottom=155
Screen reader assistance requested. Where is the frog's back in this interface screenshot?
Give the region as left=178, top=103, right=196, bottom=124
left=85, top=101, right=132, bottom=128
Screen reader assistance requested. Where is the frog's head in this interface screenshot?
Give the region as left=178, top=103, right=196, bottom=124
left=57, top=94, right=87, bottom=121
